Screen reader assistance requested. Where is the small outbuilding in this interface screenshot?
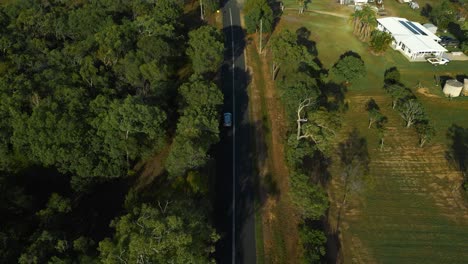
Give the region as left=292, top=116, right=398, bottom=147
left=443, top=79, right=464, bottom=97
left=423, top=23, right=438, bottom=34
left=409, top=2, right=419, bottom=10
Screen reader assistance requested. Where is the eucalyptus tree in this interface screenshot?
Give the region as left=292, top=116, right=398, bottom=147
left=90, top=95, right=167, bottom=174
left=166, top=75, right=223, bottom=178
left=399, top=100, right=425, bottom=128
left=416, top=120, right=435, bottom=147
left=98, top=202, right=218, bottom=264
left=187, top=26, right=224, bottom=74
left=331, top=54, right=366, bottom=84
left=244, top=0, right=274, bottom=34
left=384, top=84, right=413, bottom=109
left=270, top=30, right=317, bottom=80
left=296, top=98, right=340, bottom=153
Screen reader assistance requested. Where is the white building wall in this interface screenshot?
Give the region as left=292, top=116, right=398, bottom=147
left=376, top=20, right=445, bottom=61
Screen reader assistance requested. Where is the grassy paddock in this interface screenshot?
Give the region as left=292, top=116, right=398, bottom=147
left=277, top=3, right=468, bottom=263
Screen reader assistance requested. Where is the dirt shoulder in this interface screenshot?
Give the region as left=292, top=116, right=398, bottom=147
left=245, top=36, right=301, bottom=263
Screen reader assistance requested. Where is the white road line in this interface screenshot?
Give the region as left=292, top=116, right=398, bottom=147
left=229, top=7, right=236, bottom=264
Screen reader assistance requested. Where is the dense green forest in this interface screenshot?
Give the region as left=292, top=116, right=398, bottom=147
left=0, top=0, right=223, bottom=262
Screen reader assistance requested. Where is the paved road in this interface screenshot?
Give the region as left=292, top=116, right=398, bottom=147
left=214, top=0, right=256, bottom=263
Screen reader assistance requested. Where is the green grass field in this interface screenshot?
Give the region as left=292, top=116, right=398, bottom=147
left=278, top=2, right=468, bottom=263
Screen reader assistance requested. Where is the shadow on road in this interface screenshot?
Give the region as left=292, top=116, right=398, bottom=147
left=214, top=17, right=261, bottom=261
left=223, top=25, right=247, bottom=61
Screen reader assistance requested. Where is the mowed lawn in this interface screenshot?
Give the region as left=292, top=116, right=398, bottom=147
left=277, top=4, right=468, bottom=264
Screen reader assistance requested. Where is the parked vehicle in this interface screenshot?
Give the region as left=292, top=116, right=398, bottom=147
left=439, top=36, right=460, bottom=48
left=426, top=57, right=450, bottom=65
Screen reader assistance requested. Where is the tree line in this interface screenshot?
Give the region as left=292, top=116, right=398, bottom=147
left=271, top=28, right=329, bottom=263
left=0, top=0, right=224, bottom=263
left=382, top=67, right=435, bottom=148
left=269, top=27, right=369, bottom=262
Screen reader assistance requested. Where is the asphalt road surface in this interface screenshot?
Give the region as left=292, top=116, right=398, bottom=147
left=214, top=0, right=256, bottom=263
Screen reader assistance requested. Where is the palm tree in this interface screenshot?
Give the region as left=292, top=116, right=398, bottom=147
left=370, top=30, right=393, bottom=53
left=350, top=6, right=377, bottom=41
left=297, top=0, right=306, bottom=14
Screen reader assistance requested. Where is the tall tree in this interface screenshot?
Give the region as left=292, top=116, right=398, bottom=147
left=244, top=0, right=274, bottom=34
left=398, top=100, right=425, bottom=128
left=296, top=98, right=340, bottom=153
left=187, top=25, right=224, bottom=74
left=384, top=84, right=413, bottom=109
left=270, top=30, right=317, bottom=80
left=430, top=0, right=457, bottom=30
left=98, top=202, right=218, bottom=264
left=91, top=95, right=167, bottom=175
left=166, top=75, right=223, bottom=177
left=415, top=120, right=435, bottom=147
left=331, top=53, right=366, bottom=84
left=370, top=30, right=393, bottom=54
left=384, top=67, right=401, bottom=85
left=365, top=98, right=386, bottom=129
left=299, top=226, right=327, bottom=263
left=351, top=6, right=377, bottom=41
left=290, top=173, right=328, bottom=220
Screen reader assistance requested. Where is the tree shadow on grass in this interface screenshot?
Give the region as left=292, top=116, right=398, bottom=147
left=339, top=50, right=363, bottom=60
left=324, top=211, right=342, bottom=264
left=318, top=81, right=348, bottom=112
left=303, top=151, right=332, bottom=186
left=445, top=124, right=468, bottom=191
left=420, top=3, right=432, bottom=18
left=296, top=26, right=318, bottom=57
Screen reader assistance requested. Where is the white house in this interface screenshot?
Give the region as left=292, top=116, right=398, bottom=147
left=376, top=17, right=447, bottom=61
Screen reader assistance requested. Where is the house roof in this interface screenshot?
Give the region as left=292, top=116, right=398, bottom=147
left=392, top=34, right=447, bottom=52
left=423, top=23, right=437, bottom=29
left=377, top=17, right=446, bottom=53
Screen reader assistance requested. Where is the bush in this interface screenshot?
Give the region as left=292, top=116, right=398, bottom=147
left=462, top=41, right=468, bottom=55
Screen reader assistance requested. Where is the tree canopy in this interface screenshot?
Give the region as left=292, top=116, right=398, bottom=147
left=187, top=25, right=224, bottom=74
left=332, top=53, right=366, bottom=83
left=0, top=1, right=223, bottom=262
left=98, top=202, right=218, bottom=264
left=370, top=30, right=393, bottom=54
left=244, top=0, right=274, bottom=34
left=429, top=0, right=457, bottom=29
